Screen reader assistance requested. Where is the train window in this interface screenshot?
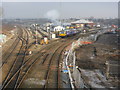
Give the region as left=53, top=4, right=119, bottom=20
left=60, top=31, right=65, bottom=34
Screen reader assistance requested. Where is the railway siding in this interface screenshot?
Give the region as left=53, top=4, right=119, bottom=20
left=2, top=26, right=33, bottom=89
left=20, top=34, right=81, bottom=88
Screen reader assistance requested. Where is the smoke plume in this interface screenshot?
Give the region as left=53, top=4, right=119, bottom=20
left=44, top=9, right=61, bottom=25
left=45, top=9, right=59, bottom=20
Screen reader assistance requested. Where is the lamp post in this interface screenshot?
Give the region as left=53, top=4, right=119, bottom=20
left=33, top=24, right=38, bottom=45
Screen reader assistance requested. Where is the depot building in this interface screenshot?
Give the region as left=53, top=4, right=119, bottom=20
left=71, top=19, right=95, bottom=28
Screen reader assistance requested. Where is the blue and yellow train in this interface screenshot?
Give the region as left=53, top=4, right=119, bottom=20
left=58, top=29, right=80, bottom=37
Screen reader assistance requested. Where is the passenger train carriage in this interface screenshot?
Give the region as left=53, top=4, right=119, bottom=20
left=58, top=29, right=79, bottom=37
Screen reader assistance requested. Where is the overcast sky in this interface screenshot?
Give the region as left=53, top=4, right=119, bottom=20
left=1, top=0, right=120, bottom=2
left=2, top=2, right=118, bottom=19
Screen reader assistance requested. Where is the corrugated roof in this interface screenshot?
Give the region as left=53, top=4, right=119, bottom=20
left=71, top=19, right=93, bottom=24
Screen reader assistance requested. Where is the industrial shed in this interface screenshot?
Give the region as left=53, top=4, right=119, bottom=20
left=71, top=19, right=95, bottom=28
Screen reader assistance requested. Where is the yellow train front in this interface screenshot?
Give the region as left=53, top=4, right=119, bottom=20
left=58, top=31, right=67, bottom=37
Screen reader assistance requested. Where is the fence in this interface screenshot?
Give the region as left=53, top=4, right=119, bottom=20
left=64, top=29, right=110, bottom=89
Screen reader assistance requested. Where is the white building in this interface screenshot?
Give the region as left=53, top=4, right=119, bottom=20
left=54, top=26, right=65, bottom=32
left=0, top=34, right=6, bottom=43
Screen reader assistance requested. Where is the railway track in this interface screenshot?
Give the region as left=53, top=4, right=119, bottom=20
left=1, top=25, right=34, bottom=67
left=2, top=39, right=61, bottom=89
left=1, top=27, right=23, bottom=68
left=2, top=28, right=98, bottom=89
left=3, top=25, right=98, bottom=88
left=43, top=42, right=68, bottom=88
left=18, top=34, right=81, bottom=88
left=1, top=38, right=20, bottom=68
left=37, top=29, right=48, bottom=37
left=2, top=26, right=30, bottom=89
left=42, top=36, right=79, bottom=88
left=2, top=25, right=62, bottom=89
left=2, top=37, right=62, bottom=88
left=2, top=31, right=79, bottom=89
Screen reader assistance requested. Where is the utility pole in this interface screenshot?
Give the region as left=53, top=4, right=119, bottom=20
left=35, top=24, right=38, bottom=45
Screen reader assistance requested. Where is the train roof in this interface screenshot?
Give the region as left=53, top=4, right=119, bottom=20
left=63, top=29, right=77, bottom=31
